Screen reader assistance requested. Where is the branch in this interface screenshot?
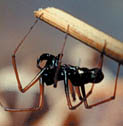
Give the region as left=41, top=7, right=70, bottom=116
left=34, top=7, right=123, bottom=64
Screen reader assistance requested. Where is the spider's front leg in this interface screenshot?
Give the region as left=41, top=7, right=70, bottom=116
left=11, top=17, right=40, bottom=92
left=0, top=79, right=44, bottom=112
left=0, top=53, right=46, bottom=112
left=1, top=52, right=46, bottom=112
left=0, top=17, right=45, bottom=112
left=12, top=55, right=46, bottom=93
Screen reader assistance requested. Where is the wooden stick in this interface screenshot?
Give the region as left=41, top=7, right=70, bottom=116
left=34, top=7, right=123, bottom=64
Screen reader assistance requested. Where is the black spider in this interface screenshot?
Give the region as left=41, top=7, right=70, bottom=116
left=36, top=53, right=104, bottom=109
left=0, top=18, right=120, bottom=112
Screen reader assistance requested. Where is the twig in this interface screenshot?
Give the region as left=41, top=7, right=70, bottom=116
left=34, top=7, right=123, bottom=64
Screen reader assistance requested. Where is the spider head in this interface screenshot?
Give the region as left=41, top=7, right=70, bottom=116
left=90, top=68, right=104, bottom=83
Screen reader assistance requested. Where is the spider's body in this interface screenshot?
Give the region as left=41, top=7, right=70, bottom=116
left=37, top=53, right=104, bottom=87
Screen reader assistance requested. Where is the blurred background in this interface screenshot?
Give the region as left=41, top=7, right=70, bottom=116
left=0, top=0, right=123, bottom=126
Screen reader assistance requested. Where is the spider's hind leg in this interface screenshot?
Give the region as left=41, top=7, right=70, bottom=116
left=86, top=41, right=107, bottom=98
left=81, top=63, right=120, bottom=109
left=98, top=41, right=107, bottom=69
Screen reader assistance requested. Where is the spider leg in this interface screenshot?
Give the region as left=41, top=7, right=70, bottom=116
left=64, top=70, right=84, bottom=110
left=68, top=80, right=76, bottom=101
left=75, top=86, right=83, bottom=100
left=0, top=57, right=46, bottom=111
left=86, top=42, right=106, bottom=99
left=98, top=41, right=107, bottom=69
left=64, top=70, right=72, bottom=108
left=11, top=14, right=44, bottom=92
left=0, top=15, right=45, bottom=112
left=0, top=78, right=44, bottom=112
left=81, top=63, right=120, bottom=109
left=54, top=25, right=69, bottom=88
left=12, top=55, right=46, bottom=93
left=13, top=14, right=43, bottom=55
left=13, top=20, right=38, bottom=55
left=68, top=80, right=86, bottom=101
left=86, top=83, right=94, bottom=97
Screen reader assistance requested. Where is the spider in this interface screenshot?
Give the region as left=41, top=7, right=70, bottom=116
left=0, top=18, right=121, bottom=112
